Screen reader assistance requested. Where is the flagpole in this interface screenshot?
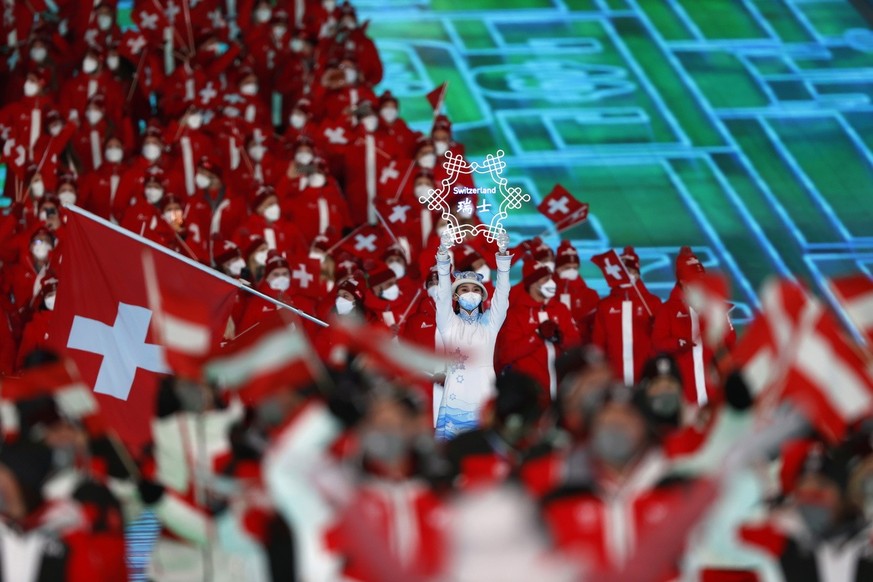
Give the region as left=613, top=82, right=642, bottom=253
left=374, top=208, right=400, bottom=248
left=325, top=223, right=366, bottom=255
left=616, top=255, right=652, bottom=317
left=396, top=288, right=422, bottom=328
left=65, top=205, right=329, bottom=327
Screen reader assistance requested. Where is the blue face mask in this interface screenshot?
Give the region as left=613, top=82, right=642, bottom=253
left=457, top=291, right=482, bottom=312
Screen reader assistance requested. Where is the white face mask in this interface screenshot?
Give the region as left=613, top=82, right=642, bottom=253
left=31, top=181, right=45, bottom=198
left=163, top=210, right=181, bottom=224
left=145, top=186, right=163, bottom=204
left=24, top=80, right=40, bottom=97
left=475, top=265, right=491, bottom=283
left=86, top=109, right=103, bottom=125
left=240, top=82, right=258, bottom=96
left=427, top=285, right=438, bottom=299
left=380, top=108, right=398, bottom=123
left=418, top=153, right=436, bottom=169
left=414, top=184, right=431, bottom=200
left=105, top=146, right=123, bottom=163
left=295, top=150, right=313, bottom=165
left=335, top=297, right=355, bottom=315
left=344, top=67, right=357, bottom=84
left=254, top=7, right=272, bottom=23
left=58, top=191, right=77, bottom=206
left=308, top=173, right=326, bottom=188
left=539, top=279, right=557, bottom=299
left=263, top=203, right=281, bottom=222
left=323, top=0, right=336, bottom=10
left=226, top=257, right=246, bottom=276
left=380, top=284, right=400, bottom=301
left=30, top=47, right=47, bottom=63
left=290, top=112, right=306, bottom=129
left=32, top=241, right=52, bottom=260
left=195, top=172, right=211, bottom=189
left=361, top=115, right=378, bottom=132
left=187, top=113, right=203, bottom=129
left=106, top=55, right=119, bottom=71
left=558, top=269, right=579, bottom=281
left=253, top=249, right=268, bottom=266
left=457, top=291, right=482, bottom=312
left=44, top=293, right=56, bottom=311
left=249, top=145, right=266, bottom=161
left=269, top=275, right=291, bottom=292
left=387, top=262, right=406, bottom=280
left=291, top=38, right=304, bottom=52
left=98, top=14, right=113, bottom=31
left=273, top=25, right=287, bottom=38
left=143, top=143, right=161, bottom=161
left=49, top=124, right=62, bottom=136
left=82, top=57, right=99, bottom=74
left=434, top=140, right=449, bottom=155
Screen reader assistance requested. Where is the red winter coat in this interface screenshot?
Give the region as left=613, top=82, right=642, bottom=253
left=283, top=182, right=353, bottom=243
left=591, top=283, right=661, bottom=385
left=556, top=276, right=600, bottom=345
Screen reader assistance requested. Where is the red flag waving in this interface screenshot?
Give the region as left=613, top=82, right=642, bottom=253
left=335, top=224, right=390, bottom=265
left=426, top=82, right=447, bottom=111
left=118, top=29, right=149, bottom=64
left=537, top=184, right=588, bottom=231
left=591, top=249, right=631, bottom=288
left=50, top=207, right=238, bottom=450
left=829, top=274, right=873, bottom=345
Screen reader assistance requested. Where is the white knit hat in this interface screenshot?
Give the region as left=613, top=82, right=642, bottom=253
left=451, top=271, right=488, bottom=301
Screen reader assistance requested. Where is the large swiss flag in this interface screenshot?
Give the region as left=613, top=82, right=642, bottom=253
left=50, top=207, right=238, bottom=451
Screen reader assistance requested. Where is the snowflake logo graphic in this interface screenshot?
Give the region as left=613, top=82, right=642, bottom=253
left=447, top=347, right=469, bottom=375
left=417, top=149, right=531, bottom=244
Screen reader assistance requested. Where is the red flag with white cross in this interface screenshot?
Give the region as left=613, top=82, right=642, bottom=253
left=591, top=249, right=631, bottom=288
left=829, top=274, right=873, bottom=346
left=49, top=207, right=238, bottom=450
left=537, top=184, right=589, bottom=231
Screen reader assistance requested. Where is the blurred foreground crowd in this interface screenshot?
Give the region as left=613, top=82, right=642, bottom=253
left=1, top=1, right=873, bottom=581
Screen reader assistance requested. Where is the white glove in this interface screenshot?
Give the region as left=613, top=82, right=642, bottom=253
left=438, top=229, right=455, bottom=253
left=495, top=230, right=510, bottom=254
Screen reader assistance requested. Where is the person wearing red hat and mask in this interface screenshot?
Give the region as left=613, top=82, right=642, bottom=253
left=365, top=263, right=416, bottom=336
left=183, top=156, right=232, bottom=245
left=116, top=124, right=175, bottom=219
left=282, top=98, right=315, bottom=146
left=283, top=157, right=352, bottom=243
left=652, top=247, right=735, bottom=408
left=239, top=251, right=318, bottom=333
left=237, top=185, right=308, bottom=260
left=119, top=171, right=170, bottom=235
left=16, top=275, right=59, bottom=369
left=378, top=91, right=417, bottom=152
left=497, top=260, right=581, bottom=405
left=169, top=108, right=214, bottom=198
left=315, top=277, right=373, bottom=367
left=79, top=135, right=129, bottom=221
left=59, top=46, right=125, bottom=129
left=592, top=246, right=661, bottom=386
left=554, top=240, right=600, bottom=343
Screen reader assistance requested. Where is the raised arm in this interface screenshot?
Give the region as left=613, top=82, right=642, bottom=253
left=435, top=231, right=455, bottom=333
left=488, top=231, right=512, bottom=335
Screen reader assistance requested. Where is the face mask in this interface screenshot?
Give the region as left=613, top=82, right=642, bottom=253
left=380, top=284, right=400, bottom=301
left=49, top=124, right=62, bottom=137
left=361, top=115, right=378, bottom=132
left=457, top=291, right=482, bottom=312
left=164, top=209, right=182, bottom=225
left=295, top=150, right=313, bottom=165
left=273, top=25, right=287, bottom=38
left=361, top=429, right=408, bottom=465
left=195, top=172, right=211, bottom=189
left=592, top=425, right=638, bottom=466
left=475, top=265, right=491, bottom=283
left=226, top=257, right=246, bottom=276
left=308, top=173, right=326, bottom=188
left=387, top=262, right=406, bottom=280
left=380, top=108, right=398, bottom=123
left=106, top=54, right=119, bottom=71
left=253, top=249, right=268, bottom=266
left=24, top=80, right=40, bottom=97
left=44, top=293, right=56, bottom=311
left=290, top=112, right=306, bottom=129
left=559, top=268, right=579, bottom=280
left=427, top=285, right=438, bottom=299
left=418, top=153, right=436, bottom=169
left=98, top=14, right=113, bottom=31
left=58, top=191, right=77, bottom=206
left=82, top=57, right=99, bottom=74
left=105, top=146, right=123, bottom=163
left=797, top=502, right=833, bottom=538
left=539, top=279, right=557, bottom=299
left=263, top=203, right=281, bottom=222
left=323, top=0, right=336, bottom=10
left=145, top=186, right=163, bottom=204
left=30, top=47, right=47, bottom=63
left=343, top=67, right=357, bottom=84
left=31, top=181, right=45, bottom=198
left=52, top=444, right=78, bottom=470
left=291, top=38, right=305, bottom=52
left=649, top=392, right=681, bottom=418
left=187, top=113, right=203, bottom=129
left=240, top=82, right=258, bottom=96
left=335, top=297, right=355, bottom=315
left=249, top=145, right=266, bottom=161
left=254, top=7, right=272, bottom=23
left=269, top=275, right=291, bottom=292
left=32, top=241, right=51, bottom=260
left=143, top=143, right=161, bottom=161
left=414, top=184, right=431, bottom=200
left=85, top=109, right=103, bottom=125
left=434, top=140, right=449, bottom=155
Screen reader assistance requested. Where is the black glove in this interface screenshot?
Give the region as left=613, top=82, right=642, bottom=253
left=137, top=479, right=166, bottom=505
left=537, top=320, right=561, bottom=344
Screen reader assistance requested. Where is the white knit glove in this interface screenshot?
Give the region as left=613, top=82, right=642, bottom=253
left=495, top=230, right=510, bottom=254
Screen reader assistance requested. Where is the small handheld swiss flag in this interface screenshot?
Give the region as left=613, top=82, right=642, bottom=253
left=829, top=274, right=873, bottom=345
left=50, top=207, right=238, bottom=450
left=426, top=82, right=448, bottom=112
left=537, top=184, right=589, bottom=231
left=591, top=249, right=631, bottom=288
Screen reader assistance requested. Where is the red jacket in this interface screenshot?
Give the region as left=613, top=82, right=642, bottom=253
left=79, top=160, right=128, bottom=221
left=591, top=283, right=661, bottom=385
left=283, top=181, right=352, bottom=243
left=496, top=286, right=581, bottom=402
left=556, top=276, right=600, bottom=344
left=652, top=286, right=736, bottom=406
